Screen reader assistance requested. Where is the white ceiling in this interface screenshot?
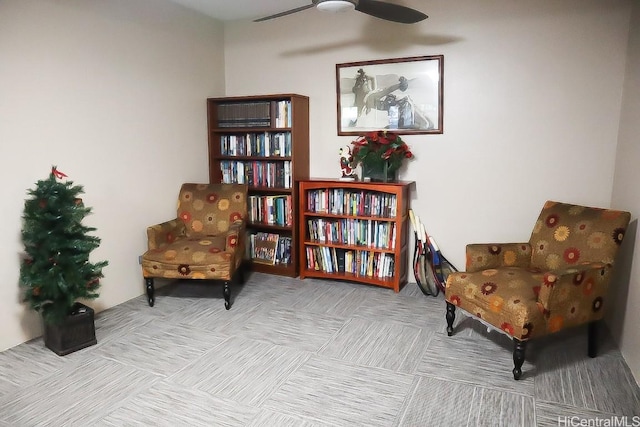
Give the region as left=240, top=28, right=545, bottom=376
left=167, top=0, right=313, bottom=21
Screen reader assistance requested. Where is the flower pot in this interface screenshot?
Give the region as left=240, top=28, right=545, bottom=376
left=44, top=302, right=97, bottom=356
left=362, top=161, right=396, bottom=183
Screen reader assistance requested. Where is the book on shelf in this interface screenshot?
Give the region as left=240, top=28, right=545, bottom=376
left=303, top=245, right=394, bottom=278
left=250, top=232, right=279, bottom=265
left=366, top=251, right=373, bottom=277
left=249, top=195, right=293, bottom=226
left=335, top=248, right=346, bottom=272
left=306, top=217, right=395, bottom=249
left=305, top=188, right=398, bottom=218
left=248, top=232, right=293, bottom=266
left=311, top=246, right=321, bottom=271
left=216, top=100, right=293, bottom=129
left=276, top=236, right=292, bottom=265
left=274, top=100, right=292, bottom=128
left=220, top=160, right=292, bottom=189
left=217, top=102, right=271, bottom=128
left=308, top=247, right=314, bottom=271
left=331, top=247, right=339, bottom=273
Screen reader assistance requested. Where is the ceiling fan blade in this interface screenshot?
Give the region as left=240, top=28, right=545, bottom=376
left=355, top=0, right=427, bottom=23
left=254, top=4, right=315, bottom=22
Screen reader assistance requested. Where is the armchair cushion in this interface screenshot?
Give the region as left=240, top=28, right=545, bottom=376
left=143, top=235, right=235, bottom=279
left=446, top=266, right=547, bottom=340
left=529, top=201, right=628, bottom=271
left=177, top=183, right=247, bottom=238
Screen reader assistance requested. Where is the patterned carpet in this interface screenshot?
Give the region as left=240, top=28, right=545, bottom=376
left=1, top=272, right=638, bottom=426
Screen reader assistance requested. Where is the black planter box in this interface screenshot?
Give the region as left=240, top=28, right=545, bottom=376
left=44, top=303, right=97, bottom=356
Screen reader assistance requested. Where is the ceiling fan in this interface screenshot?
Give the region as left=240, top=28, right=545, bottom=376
left=254, top=0, right=427, bottom=24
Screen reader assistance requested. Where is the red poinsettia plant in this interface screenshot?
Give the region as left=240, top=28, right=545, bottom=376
left=350, top=131, right=414, bottom=174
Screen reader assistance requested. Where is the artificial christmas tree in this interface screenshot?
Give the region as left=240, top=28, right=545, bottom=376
left=20, top=167, right=108, bottom=355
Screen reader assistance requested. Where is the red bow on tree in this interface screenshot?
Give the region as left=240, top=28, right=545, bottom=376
left=51, top=166, right=68, bottom=179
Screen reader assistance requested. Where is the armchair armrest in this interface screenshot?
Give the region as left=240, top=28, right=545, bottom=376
left=146, top=219, right=186, bottom=250
left=465, top=243, right=531, bottom=272
left=537, top=262, right=612, bottom=329
left=224, top=222, right=246, bottom=253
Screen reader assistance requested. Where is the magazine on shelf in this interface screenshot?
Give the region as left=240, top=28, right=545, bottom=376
left=251, top=232, right=279, bottom=265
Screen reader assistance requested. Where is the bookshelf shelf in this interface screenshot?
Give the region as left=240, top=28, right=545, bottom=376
left=208, top=94, right=309, bottom=278
left=298, top=179, right=413, bottom=292
left=247, top=187, right=293, bottom=194
left=210, top=127, right=293, bottom=133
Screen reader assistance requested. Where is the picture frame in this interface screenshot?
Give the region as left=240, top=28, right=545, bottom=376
left=336, top=55, right=443, bottom=135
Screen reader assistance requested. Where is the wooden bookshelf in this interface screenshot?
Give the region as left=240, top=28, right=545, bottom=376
left=207, top=94, right=309, bottom=277
left=298, top=179, right=413, bottom=292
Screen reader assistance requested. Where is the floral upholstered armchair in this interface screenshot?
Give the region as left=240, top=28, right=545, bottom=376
left=141, top=183, right=248, bottom=310
left=445, top=201, right=630, bottom=380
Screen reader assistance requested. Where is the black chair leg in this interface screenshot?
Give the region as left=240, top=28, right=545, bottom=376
left=446, top=302, right=456, bottom=336
left=237, top=264, right=247, bottom=285
left=145, top=278, right=155, bottom=307
left=513, top=339, right=527, bottom=380
left=223, top=281, right=231, bottom=310
left=588, top=321, right=598, bottom=358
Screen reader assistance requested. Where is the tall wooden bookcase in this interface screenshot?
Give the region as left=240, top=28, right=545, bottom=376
left=207, top=94, right=309, bottom=277
left=298, top=179, right=413, bottom=292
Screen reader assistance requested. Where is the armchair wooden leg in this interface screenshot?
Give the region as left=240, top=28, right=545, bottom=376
left=236, top=263, right=246, bottom=285
left=223, top=281, right=231, bottom=310
left=513, top=339, right=527, bottom=380
left=588, top=321, right=598, bottom=358
left=145, top=278, right=155, bottom=307
left=446, top=302, right=456, bottom=336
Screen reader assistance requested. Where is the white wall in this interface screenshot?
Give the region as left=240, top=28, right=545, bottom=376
left=224, top=0, right=631, bottom=258
left=224, top=0, right=637, bottom=380
left=611, top=0, right=640, bottom=382
left=0, top=0, right=225, bottom=351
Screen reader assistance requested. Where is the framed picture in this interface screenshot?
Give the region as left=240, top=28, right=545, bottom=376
left=336, top=55, right=443, bottom=135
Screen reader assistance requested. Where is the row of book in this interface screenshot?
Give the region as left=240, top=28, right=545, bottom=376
left=247, top=232, right=292, bottom=265
left=274, top=100, right=292, bottom=128
left=307, top=218, right=396, bottom=250
left=217, top=101, right=271, bottom=128
left=220, top=160, right=292, bottom=189
left=216, top=100, right=292, bottom=128
left=306, top=188, right=398, bottom=218
left=249, top=195, right=293, bottom=227
left=220, top=132, right=292, bottom=157
left=305, top=246, right=395, bottom=278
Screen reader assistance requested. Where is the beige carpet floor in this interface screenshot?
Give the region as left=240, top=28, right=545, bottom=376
left=1, top=272, right=638, bottom=426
